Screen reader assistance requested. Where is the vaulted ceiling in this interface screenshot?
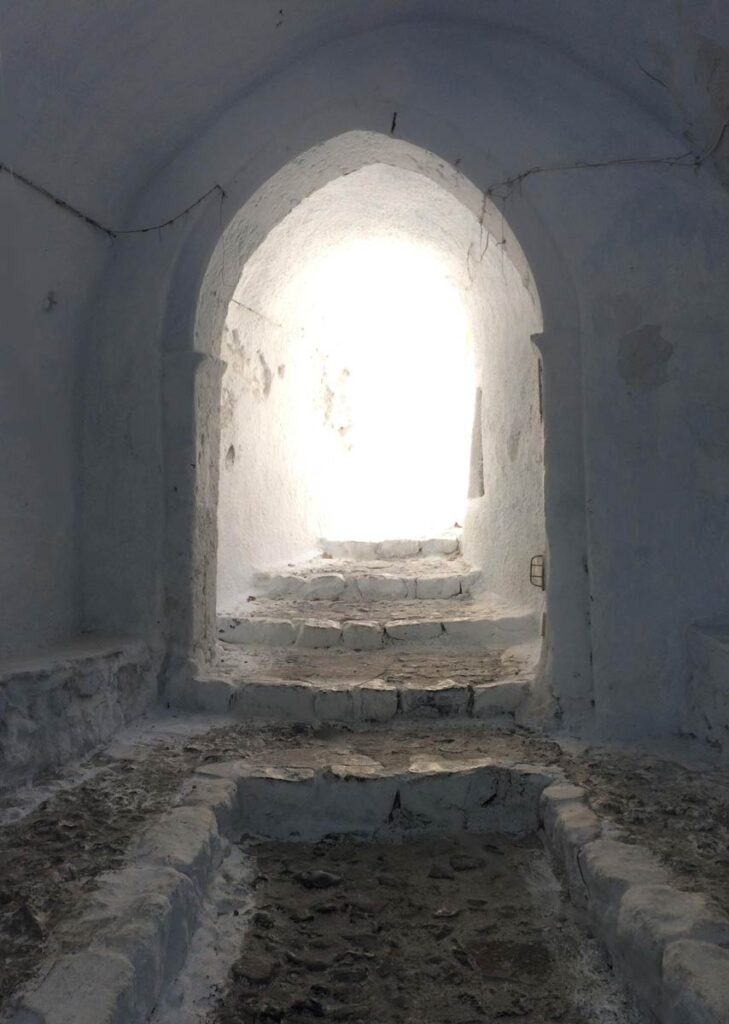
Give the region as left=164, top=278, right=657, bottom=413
left=3, top=1, right=728, bottom=223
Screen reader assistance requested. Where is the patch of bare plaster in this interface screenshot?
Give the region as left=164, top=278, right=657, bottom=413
left=617, top=325, right=674, bottom=392
left=225, top=328, right=274, bottom=401
left=257, top=351, right=273, bottom=398
left=319, top=365, right=352, bottom=449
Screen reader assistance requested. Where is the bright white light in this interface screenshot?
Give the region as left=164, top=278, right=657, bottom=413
left=277, top=233, right=475, bottom=540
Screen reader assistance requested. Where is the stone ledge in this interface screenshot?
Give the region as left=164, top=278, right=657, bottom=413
left=539, top=782, right=600, bottom=906
left=617, top=886, right=729, bottom=1011
left=7, top=765, right=227, bottom=1024
left=662, top=939, right=729, bottom=1024
left=542, top=797, right=729, bottom=1024
left=0, top=636, right=159, bottom=791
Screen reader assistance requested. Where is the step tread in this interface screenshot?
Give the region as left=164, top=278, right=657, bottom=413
left=320, top=533, right=461, bottom=560
left=207, top=640, right=537, bottom=687
left=224, top=593, right=525, bottom=627
left=256, top=555, right=474, bottom=582
left=250, top=557, right=479, bottom=602
left=193, top=642, right=537, bottom=720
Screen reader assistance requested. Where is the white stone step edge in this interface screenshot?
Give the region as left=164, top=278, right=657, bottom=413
left=216, top=609, right=536, bottom=649
left=540, top=783, right=729, bottom=1023
left=183, top=674, right=532, bottom=724
left=320, top=534, right=460, bottom=560
left=252, top=567, right=480, bottom=601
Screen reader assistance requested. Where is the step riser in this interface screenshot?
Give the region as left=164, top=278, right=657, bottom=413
left=195, top=760, right=552, bottom=840
left=217, top=613, right=536, bottom=650
left=321, top=536, right=460, bottom=560
left=253, top=570, right=480, bottom=601
left=186, top=675, right=530, bottom=725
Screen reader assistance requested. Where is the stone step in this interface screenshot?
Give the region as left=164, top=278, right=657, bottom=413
left=193, top=755, right=554, bottom=838
left=190, top=672, right=532, bottom=723
left=320, top=532, right=460, bottom=560
left=217, top=595, right=536, bottom=650
left=252, top=557, right=479, bottom=601
left=179, top=639, right=538, bottom=723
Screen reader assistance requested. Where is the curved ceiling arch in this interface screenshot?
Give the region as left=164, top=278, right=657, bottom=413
left=4, top=3, right=724, bottom=229
left=194, top=131, right=543, bottom=361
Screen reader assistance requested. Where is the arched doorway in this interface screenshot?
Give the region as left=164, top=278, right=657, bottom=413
left=214, top=161, right=544, bottom=621
left=177, top=133, right=552, bottom=707
left=151, top=129, right=591, bottom=725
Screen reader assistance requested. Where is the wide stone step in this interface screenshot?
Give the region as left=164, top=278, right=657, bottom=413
left=252, top=556, right=479, bottom=601
left=217, top=595, right=536, bottom=650
left=320, top=532, right=460, bottom=560
left=183, top=637, right=538, bottom=723
left=190, top=672, right=532, bottom=723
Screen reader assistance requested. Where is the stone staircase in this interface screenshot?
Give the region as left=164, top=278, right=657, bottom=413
left=218, top=533, right=534, bottom=651
left=193, top=534, right=540, bottom=723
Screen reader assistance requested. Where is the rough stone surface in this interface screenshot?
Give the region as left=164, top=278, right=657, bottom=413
left=341, top=620, right=383, bottom=650
left=472, top=679, right=530, bottom=717
left=399, top=679, right=471, bottom=718
left=421, top=536, right=460, bottom=556
left=7, top=716, right=729, bottom=1020
left=9, top=948, right=136, bottom=1024
left=191, top=676, right=237, bottom=714
left=233, top=681, right=317, bottom=722
left=213, top=831, right=644, bottom=1024
left=378, top=539, right=421, bottom=558
left=7, top=761, right=230, bottom=1024
left=295, top=620, right=342, bottom=648
left=444, top=613, right=536, bottom=644
left=355, top=575, right=410, bottom=600
left=299, top=574, right=346, bottom=600
left=354, top=679, right=398, bottom=722
left=217, top=592, right=536, bottom=653
left=178, top=776, right=239, bottom=837
left=415, top=574, right=462, bottom=599
left=579, top=839, right=671, bottom=938
left=218, top=618, right=296, bottom=646
left=616, top=886, right=729, bottom=1008
left=662, top=939, right=729, bottom=1024
left=0, top=638, right=158, bottom=791
left=195, top=757, right=556, bottom=840
left=385, top=620, right=444, bottom=642
left=131, top=805, right=223, bottom=888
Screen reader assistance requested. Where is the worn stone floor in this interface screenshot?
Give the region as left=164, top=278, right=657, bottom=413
left=212, top=832, right=645, bottom=1024
left=1, top=712, right=728, bottom=1017
left=211, top=642, right=536, bottom=687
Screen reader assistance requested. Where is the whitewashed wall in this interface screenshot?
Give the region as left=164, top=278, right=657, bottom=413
left=215, top=163, right=542, bottom=614
left=3, top=2, right=729, bottom=743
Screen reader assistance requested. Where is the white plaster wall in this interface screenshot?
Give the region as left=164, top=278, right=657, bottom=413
left=0, top=177, right=110, bottom=658
left=80, top=19, right=729, bottom=738
left=3, top=3, right=727, bottom=738
left=215, top=164, right=542, bottom=613
left=462, top=222, right=544, bottom=608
